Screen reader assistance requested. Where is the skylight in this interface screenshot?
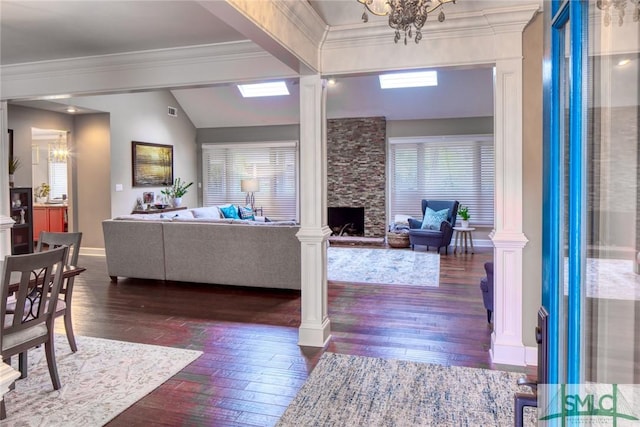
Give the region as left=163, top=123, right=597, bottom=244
left=378, top=71, right=438, bottom=89
left=237, top=81, right=290, bottom=98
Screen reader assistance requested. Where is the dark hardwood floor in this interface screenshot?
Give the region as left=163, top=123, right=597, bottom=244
left=61, top=246, right=501, bottom=426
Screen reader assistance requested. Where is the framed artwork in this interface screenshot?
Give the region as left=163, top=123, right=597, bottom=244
left=132, top=141, right=173, bottom=187
left=142, top=191, right=155, bottom=204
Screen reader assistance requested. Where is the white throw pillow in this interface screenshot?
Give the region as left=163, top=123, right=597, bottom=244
left=191, top=206, right=222, bottom=219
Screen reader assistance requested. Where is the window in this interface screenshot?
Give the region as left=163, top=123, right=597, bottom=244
left=48, top=160, right=67, bottom=200
left=202, top=141, right=298, bottom=220
left=388, top=135, right=494, bottom=225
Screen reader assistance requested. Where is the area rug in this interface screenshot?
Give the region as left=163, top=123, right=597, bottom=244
left=3, top=334, right=202, bottom=426
left=277, top=352, right=537, bottom=426
left=564, top=258, right=640, bottom=301
left=327, top=247, right=440, bottom=287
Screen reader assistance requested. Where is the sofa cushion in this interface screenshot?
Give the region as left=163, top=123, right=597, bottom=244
left=421, top=207, right=448, bottom=230
left=191, top=206, right=222, bottom=219
left=114, top=214, right=170, bottom=221
left=219, top=204, right=240, bottom=219
left=160, top=210, right=194, bottom=219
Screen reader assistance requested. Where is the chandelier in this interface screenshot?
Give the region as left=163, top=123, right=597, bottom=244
left=358, top=0, right=456, bottom=45
left=596, top=0, right=640, bottom=26
left=48, top=133, right=68, bottom=163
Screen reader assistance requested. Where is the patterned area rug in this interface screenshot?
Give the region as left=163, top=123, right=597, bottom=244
left=3, top=334, right=202, bottom=426
left=327, top=247, right=440, bottom=287
left=277, top=353, right=537, bottom=426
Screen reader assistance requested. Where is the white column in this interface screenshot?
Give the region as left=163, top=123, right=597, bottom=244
left=297, top=74, right=331, bottom=347
left=490, top=58, right=529, bottom=365
left=0, top=101, right=17, bottom=417
left=0, top=101, right=13, bottom=258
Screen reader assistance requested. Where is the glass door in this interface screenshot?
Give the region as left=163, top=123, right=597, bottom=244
left=544, top=0, right=640, bottom=421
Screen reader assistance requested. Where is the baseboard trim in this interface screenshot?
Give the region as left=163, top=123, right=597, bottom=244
left=80, top=247, right=105, bottom=257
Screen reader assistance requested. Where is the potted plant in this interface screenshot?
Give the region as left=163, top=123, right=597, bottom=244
left=161, top=177, right=193, bottom=207
left=34, top=182, right=50, bottom=203
left=458, top=205, right=470, bottom=228
left=8, top=157, right=20, bottom=188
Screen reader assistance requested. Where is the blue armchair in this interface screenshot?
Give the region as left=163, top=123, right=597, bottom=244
left=480, top=261, right=494, bottom=323
left=407, top=200, right=459, bottom=254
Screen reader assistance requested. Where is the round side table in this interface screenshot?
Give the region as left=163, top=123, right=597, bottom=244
left=453, top=227, right=475, bottom=254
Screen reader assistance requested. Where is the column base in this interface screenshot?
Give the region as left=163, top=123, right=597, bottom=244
left=490, top=331, right=526, bottom=366
left=298, top=318, right=331, bottom=347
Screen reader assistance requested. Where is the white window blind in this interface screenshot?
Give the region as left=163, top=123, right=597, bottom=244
left=48, top=160, right=67, bottom=200
left=389, top=135, right=494, bottom=226
left=202, top=141, right=299, bottom=220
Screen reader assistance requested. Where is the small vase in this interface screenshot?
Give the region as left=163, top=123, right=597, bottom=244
left=173, top=197, right=182, bottom=207
left=9, top=174, right=14, bottom=188
left=461, top=220, right=470, bottom=228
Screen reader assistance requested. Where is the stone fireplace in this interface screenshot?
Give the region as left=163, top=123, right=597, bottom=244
left=327, top=117, right=386, bottom=238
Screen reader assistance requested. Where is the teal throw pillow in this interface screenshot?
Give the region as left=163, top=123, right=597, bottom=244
left=219, top=204, right=240, bottom=219
left=421, top=207, right=449, bottom=230
left=238, top=205, right=255, bottom=220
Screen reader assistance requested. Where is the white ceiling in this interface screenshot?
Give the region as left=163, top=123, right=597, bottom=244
left=1, top=0, right=497, bottom=127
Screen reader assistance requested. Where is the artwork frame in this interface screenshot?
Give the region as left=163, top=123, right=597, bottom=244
left=132, top=141, right=173, bottom=187
left=142, top=191, right=155, bottom=204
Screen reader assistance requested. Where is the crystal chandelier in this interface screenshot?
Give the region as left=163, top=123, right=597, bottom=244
left=358, top=0, right=456, bottom=45
left=596, top=0, right=640, bottom=26
left=48, top=133, right=68, bottom=163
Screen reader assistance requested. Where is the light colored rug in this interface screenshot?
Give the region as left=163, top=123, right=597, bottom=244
left=327, top=247, right=440, bottom=287
left=3, top=334, right=202, bottom=426
left=277, top=352, right=537, bottom=426
left=564, top=258, right=640, bottom=301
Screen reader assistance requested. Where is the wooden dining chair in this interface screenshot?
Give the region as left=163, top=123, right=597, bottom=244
left=1, top=246, right=69, bottom=420
left=36, top=231, right=83, bottom=353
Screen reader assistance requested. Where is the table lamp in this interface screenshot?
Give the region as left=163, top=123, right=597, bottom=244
left=240, top=179, right=260, bottom=211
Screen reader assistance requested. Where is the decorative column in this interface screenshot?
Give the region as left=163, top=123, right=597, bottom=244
left=490, top=58, right=529, bottom=365
left=0, top=101, right=19, bottom=416
left=296, top=74, right=332, bottom=347
left=1, top=101, right=13, bottom=258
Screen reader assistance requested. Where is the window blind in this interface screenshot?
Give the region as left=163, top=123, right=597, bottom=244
left=48, top=160, right=67, bottom=200
left=389, top=135, right=494, bottom=226
left=202, top=141, right=299, bottom=220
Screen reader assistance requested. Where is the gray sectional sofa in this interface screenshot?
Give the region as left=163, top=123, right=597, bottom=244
left=102, top=207, right=301, bottom=290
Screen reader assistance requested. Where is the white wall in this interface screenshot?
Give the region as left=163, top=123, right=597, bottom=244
left=72, top=91, right=198, bottom=218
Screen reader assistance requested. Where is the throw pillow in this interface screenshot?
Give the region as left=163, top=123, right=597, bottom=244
left=421, top=207, right=449, bottom=230
left=219, top=204, right=240, bottom=219
left=238, top=205, right=255, bottom=220
left=191, top=206, right=221, bottom=219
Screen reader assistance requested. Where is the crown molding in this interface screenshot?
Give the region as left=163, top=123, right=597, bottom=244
left=323, top=3, right=540, bottom=47
left=1, top=41, right=296, bottom=100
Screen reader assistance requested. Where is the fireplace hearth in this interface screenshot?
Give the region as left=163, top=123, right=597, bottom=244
left=328, top=207, right=365, bottom=236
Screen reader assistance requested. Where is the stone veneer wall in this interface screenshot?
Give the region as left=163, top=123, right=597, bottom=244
left=327, top=117, right=386, bottom=237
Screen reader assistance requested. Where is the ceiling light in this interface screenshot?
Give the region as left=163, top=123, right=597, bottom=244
left=237, top=81, right=289, bottom=98
left=617, top=58, right=631, bottom=66
left=358, top=0, right=457, bottom=45
left=66, top=106, right=77, bottom=113
left=379, top=70, right=438, bottom=89
left=327, top=78, right=336, bottom=86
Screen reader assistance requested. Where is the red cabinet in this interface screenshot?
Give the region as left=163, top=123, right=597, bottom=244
left=33, top=205, right=67, bottom=242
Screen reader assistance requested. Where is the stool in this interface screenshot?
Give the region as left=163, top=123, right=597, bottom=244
left=453, top=227, right=475, bottom=254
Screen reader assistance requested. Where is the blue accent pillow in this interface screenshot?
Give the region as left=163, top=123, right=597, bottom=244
left=219, top=204, right=240, bottom=219
left=421, top=207, right=449, bottom=230
left=238, top=205, right=255, bottom=220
